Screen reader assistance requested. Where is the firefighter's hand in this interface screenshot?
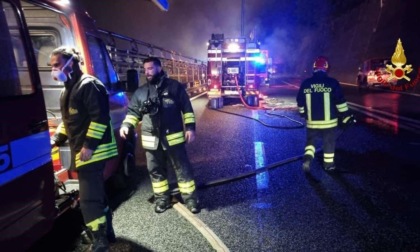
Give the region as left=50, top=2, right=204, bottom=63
left=185, top=130, right=195, bottom=144
left=120, top=126, right=129, bottom=139
left=341, top=114, right=356, bottom=128
left=299, top=112, right=306, bottom=118
left=79, top=147, right=93, bottom=161
left=50, top=140, right=57, bottom=148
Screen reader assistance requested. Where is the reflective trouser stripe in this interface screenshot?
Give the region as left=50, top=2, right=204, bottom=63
left=178, top=180, right=196, bottom=194
left=324, top=153, right=334, bottom=164
left=86, top=215, right=106, bottom=231
left=152, top=180, right=169, bottom=193
left=305, top=145, right=315, bottom=158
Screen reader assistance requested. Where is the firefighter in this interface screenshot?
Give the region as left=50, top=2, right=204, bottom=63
left=50, top=46, right=117, bottom=251
left=119, top=57, right=199, bottom=214
left=296, top=56, right=354, bottom=172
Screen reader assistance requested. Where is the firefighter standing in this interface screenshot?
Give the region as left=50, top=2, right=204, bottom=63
left=296, top=56, right=354, bottom=172
left=50, top=46, right=116, bottom=251
left=120, top=57, right=199, bottom=214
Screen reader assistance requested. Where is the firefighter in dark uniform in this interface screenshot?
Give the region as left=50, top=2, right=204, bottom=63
left=120, top=57, right=199, bottom=214
left=50, top=46, right=117, bottom=251
left=296, top=56, right=354, bottom=172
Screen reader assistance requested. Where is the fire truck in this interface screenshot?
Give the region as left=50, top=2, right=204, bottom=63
left=0, top=0, right=206, bottom=250
left=97, top=29, right=208, bottom=97
left=207, top=33, right=269, bottom=106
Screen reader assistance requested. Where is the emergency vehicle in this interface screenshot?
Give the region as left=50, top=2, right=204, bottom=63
left=97, top=29, right=208, bottom=96
left=207, top=33, right=269, bottom=103
left=0, top=0, right=206, bottom=250
left=1, top=0, right=55, bottom=250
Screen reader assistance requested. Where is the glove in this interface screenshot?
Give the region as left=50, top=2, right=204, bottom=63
left=341, top=114, right=356, bottom=128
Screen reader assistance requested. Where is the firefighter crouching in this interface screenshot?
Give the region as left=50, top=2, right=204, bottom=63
left=120, top=57, right=199, bottom=214
left=296, top=56, right=355, bottom=172
left=49, top=46, right=116, bottom=251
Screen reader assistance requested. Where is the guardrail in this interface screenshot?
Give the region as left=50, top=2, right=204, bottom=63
left=348, top=102, right=420, bottom=134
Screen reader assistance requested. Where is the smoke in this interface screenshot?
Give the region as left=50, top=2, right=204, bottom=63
left=80, top=0, right=329, bottom=72
left=261, top=28, right=290, bottom=64
left=81, top=0, right=252, bottom=61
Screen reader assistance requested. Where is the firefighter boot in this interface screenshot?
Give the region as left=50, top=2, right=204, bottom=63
left=185, top=198, right=200, bottom=214
left=105, top=208, right=116, bottom=243
left=91, top=224, right=109, bottom=252
left=155, top=197, right=172, bottom=213
left=323, top=163, right=336, bottom=172
left=302, top=155, right=312, bottom=173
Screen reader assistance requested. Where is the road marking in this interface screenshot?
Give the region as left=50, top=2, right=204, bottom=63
left=173, top=203, right=230, bottom=252
left=254, top=142, right=269, bottom=190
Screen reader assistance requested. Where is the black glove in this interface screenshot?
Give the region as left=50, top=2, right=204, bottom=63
left=341, top=114, right=356, bottom=128
left=299, top=112, right=306, bottom=119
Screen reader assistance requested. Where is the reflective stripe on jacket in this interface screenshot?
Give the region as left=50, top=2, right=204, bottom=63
left=122, top=73, right=195, bottom=150
left=54, top=74, right=118, bottom=168
left=296, top=72, right=349, bottom=129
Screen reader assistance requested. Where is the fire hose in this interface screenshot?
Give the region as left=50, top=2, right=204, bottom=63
left=208, top=76, right=305, bottom=129
left=198, top=121, right=355, bottom=189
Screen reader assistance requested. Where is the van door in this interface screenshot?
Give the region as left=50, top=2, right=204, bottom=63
left=0, top=0, right=55, bottom=250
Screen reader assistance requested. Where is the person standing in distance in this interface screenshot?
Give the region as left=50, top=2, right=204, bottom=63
left=49, top=46, right=117, bottom=251
left=296, top=56, right=354, bottom=172
left=120, top=57, right=199, bottom=213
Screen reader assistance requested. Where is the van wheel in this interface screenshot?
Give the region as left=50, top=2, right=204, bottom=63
left=123, top=153, right=136, bottom=177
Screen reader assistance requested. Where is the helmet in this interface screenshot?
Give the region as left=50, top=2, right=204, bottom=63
left=313, top=56, right=329, bottom=72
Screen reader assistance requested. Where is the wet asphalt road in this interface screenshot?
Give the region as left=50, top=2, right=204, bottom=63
left=30, top=81, right=420, bottom=251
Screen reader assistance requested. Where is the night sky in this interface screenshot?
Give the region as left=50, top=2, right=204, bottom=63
left=80, top=0, right=420, bottom=80
left=80, top=0, right=331, bottom=62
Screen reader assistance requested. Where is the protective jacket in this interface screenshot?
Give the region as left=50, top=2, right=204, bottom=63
left=122, top=71, right=195, bottom=150
left=52, top=74, right=118, bottom=168
left=296, top=72, right=349, bottom=129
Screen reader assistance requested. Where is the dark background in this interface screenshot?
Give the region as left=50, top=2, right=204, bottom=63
left=80, top=0, right=420, bottom=83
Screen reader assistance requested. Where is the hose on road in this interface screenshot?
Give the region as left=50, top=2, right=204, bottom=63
left=198, top=126, right=352, bottom=189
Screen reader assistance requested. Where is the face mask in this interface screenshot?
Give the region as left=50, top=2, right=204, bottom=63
left=51, top=55, right=74, bottom=82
